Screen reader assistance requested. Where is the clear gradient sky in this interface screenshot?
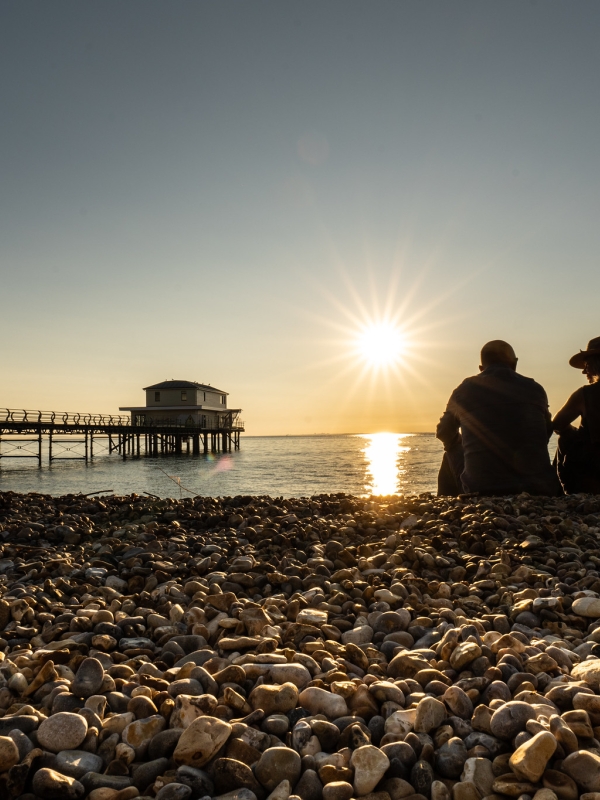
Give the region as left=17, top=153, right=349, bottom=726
left=1, top=1, right=600, bottom=435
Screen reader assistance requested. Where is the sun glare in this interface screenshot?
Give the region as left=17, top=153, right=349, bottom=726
left=361, top=432, right=411, bottom=495
left=356, top=322, right=407, bottom=368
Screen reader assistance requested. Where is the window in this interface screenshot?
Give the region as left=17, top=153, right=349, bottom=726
left=154, top=392, right=160, bottom=402
left=203, top=392, right=206, bottom=401
left=221, top=395, right=226, bottom=404
left=181, top=391, right=187, bottom=401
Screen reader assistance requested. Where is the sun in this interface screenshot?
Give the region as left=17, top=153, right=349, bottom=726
left=355, top=321, right=407, bottom=368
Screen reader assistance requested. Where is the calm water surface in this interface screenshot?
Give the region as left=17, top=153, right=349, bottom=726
left=0, top=434, right=444, bottom=498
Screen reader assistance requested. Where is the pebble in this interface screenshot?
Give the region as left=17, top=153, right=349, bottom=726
left=1, top=490, right=600, bottom=799
left=33, top=767, right=85, bottom=799
left=255, top=747, right=301, bottom=792
left=0, top=732, right=19, bottom=771
left=37, top=711, right=89, bottom=752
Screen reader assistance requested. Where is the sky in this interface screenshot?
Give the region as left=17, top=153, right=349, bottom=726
left=1, top=1, right=600, bottom=435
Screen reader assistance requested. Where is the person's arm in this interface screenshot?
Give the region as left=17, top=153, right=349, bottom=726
left=552, top=388, right=585, bottom=433
left=436, top=392, right=461, bottom=450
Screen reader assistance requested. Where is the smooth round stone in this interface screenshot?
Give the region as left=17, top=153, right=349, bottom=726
left=37, top=712, right=88, bottom=753
left=411, top=759, right=434, bottom=798
left=250, top=683, right=299, bottom=715
left=255, top=747, right=302, bottom=792
left=155, top=783, right=193, bottom=800
left=128, top=695, right=158, bottom=720
left=561, top=750, right=600, bottom=793
left=71, top=658, right=105, bottom=699
left=311, top=719, right=340, bottom=750
left=572, top=597, right=600, bottom=617
left=80, top=773, right=133, bottom=792
left=176, top=765, right=215, bottom=798
left=148, top=728, right=183, bottom=759
left=509, top=731, right=557, bottom=783
left=414, top=696, right=447, bottom=733
left=55, top=750, right=104, bottom=779
left=168, top=679, right=204, bottom=697
left=262, top=714, right=290, bottom=736
left=490, top=702, right=536, bottom=740
left=298, top=687, right=348, bottom=719
left=131, top=758, right=170, bottom=791
left=8, top=729, right=34, bottom=761
left=0, top=735, right=19, bottom=772
left=443, top=686, right=473, bottom=719
left=52, top=693, right=83, bottom=714
left=351, top=744, right=390, bottom=796
left=434, top=737, right=468, bottom=779
left=295, top=769, right=322, bottom=800
left=572, top=660, right=600, bottom=691
left=270, top=664, right=312, bottom=689
left=32, top=768, right=85, bottom=800
left=322, top=781, right=354, bottom=800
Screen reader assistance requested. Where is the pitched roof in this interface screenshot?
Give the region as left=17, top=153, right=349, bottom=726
left=143, top=380, right=227, bottom=394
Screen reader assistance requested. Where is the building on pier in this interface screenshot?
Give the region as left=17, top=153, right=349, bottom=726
left=0, top=379, right=244, bottom=466
left=119, top=379, right=242, bottom=430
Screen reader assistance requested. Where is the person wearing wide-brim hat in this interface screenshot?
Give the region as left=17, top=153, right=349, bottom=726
left=552, top=337, right=600, bottom=494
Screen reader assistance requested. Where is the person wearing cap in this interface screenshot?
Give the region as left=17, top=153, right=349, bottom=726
left=552, top=337, right=600, bottom=493
left=436, top=340, right=561, bottom=496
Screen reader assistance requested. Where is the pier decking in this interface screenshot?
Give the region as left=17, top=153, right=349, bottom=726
left=0, top=408, right=244, bottom=466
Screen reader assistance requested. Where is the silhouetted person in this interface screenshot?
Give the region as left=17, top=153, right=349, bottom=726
left=552, top=336, right=600, bottom=494
left=436, top=340, right=561, bottom=496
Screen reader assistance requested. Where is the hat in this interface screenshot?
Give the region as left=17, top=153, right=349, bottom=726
left=569, top=336, right=600, bottom=369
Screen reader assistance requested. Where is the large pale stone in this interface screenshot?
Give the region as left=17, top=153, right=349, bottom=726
left=461, top=757, right=495, bottom=797
left=37, top=712, right=88, bottom=753
left=351, top=745, right=389, bottom=796
left=384, top=709, right=416, bottom=737
left=342, top=626, right=373, bottom=646
left=572, top=597, right=600, bottom=617
left=509, top=730, right=557, bottom=783
left=250, top=683, right=299, bottom=715
left=562, top=750, right=600, bottom=793
left=270, top=664, right=312, bottom=689
left=572, top=659, right=600, bottom=691
left=299, top=687, right=348, bottom=719
left=296, top=609, right=327, bottom=626
left=414, top=696, right=447, bottom=733
left=174, top=716, right=232, bottom=768
left=449, top=642, right=482, bottom=670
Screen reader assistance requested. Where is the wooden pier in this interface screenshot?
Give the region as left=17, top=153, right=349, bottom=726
left=0, top=409, right=244, bottom=467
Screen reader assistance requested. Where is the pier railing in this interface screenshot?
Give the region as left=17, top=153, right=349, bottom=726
left=1, top=409, right=131, bottom=426
left=0, top=408, right=131, bottom=425
left=0, top=409, right=244, bottom=431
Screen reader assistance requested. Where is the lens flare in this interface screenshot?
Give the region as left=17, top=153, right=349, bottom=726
left=356, top=322, right=407, bottom=368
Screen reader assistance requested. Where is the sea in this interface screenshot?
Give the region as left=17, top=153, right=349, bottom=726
left=0, top=432, right=559, bottom=499
left=0, top=433, right=445, bottom=499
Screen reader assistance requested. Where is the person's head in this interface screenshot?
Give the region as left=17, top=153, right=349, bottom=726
left=479, top=340, right=518, bottom=372
left=570, top=337, right=600, bottom=384
left=583, top=356, right=600, bottom=384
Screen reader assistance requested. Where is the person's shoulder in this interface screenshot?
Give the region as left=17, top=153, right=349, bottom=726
left=516, top=372, right=547, bottom=392
left=452, top=374, right=480, bottom=393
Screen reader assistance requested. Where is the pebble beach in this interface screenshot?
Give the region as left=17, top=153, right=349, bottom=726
left=2, top=490, right=600, bottom=800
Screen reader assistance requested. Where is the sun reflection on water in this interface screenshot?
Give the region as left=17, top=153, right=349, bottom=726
left=360, top=433, right=412, bottom=495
